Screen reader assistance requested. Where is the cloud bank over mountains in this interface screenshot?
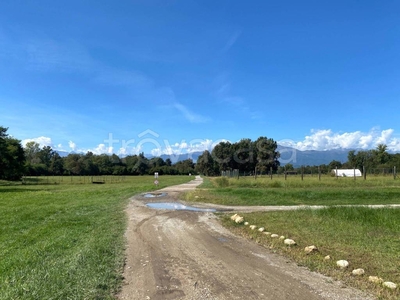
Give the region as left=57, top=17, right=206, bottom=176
left=21, top=128, right=400, bottom=156
left=279, top=128, right=400, bottom=152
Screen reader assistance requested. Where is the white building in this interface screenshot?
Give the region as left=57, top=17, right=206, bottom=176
left=331, top=169, right=362, bottom=177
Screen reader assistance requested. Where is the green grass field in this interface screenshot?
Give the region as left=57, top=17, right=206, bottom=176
left=2, top=175, right=399, bottom=299
left=190, top=176, right=400, bottom=299
left=185, top=175, right=400, bottom=206
left=0, top=176, right=191, bottom=300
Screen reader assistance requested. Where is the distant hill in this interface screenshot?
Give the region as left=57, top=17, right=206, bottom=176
left=57, top=147, right=351, bottom=167
left=153, top=147, right=349, bottom=167
left=278, top=146, right=349, bottom=167
left=56, top=150, right=70, bottom=157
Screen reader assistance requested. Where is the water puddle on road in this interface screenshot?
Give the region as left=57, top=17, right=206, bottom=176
left=146, top=202, right=216, bottom=212
left=143, top=192, right=167, bottom=198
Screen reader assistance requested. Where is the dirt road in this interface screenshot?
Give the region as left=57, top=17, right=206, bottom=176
left=118, top=176, right=373, bottom=300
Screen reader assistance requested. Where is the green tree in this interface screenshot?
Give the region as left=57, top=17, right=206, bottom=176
left=24, top=141, right=41, bottom=164
left=49, top=152, right=64, bottom=175
left=253, top=136, right=280, bottom=173
left=94, top=154, right=114, bottom=174
left=285, top=163, right=294, bottom=170
left=373, top=144, right=390, bottom=166
left=211, top=141, right=233, bottom=172
left=347, top=150, right=357, bottom=167
left=0, top=127, right=26, bottom=180
left=174, top=159, right=195, bottom=175
left=232, top=139, right=254, bottom=173
left=123, top=155, right=140, bottom=175
left=165, top=158, right=172, bottom=167
left=328, top=160, right=343, bottom=170
left=64, top=154, right=85, bottom=175
left=132, top=153, right=149, bottom=175
left=196, top=150, right=217, bottom=176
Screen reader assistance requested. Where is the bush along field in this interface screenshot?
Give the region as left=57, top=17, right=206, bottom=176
left=189, top=176, right=400, bottom=299
left=0, top=175, right=191, bottom=300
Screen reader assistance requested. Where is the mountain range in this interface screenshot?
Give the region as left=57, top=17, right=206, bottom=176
left=154, top=146, right=350, bottom=167
left=277, top=146, right=349, bottom=167
left=56, top=146, right=351, bottom=167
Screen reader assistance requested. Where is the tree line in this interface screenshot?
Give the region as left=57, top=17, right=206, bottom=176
left=276, top=144, right=400, bottom=175
left=0, top=126, right=195, bottom=180
left=24, top=143, right=196, bottom=177
left=1, top=125, right=399, bottom=181
left=194, top=139, right=400, bottom=176
left=195, top=137, right=280, bottom=176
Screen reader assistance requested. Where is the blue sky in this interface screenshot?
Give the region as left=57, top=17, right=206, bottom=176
left=1, top=0, right=399, bottom=155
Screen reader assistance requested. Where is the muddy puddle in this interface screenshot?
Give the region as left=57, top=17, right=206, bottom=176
left=143, top=192, right=167, bottom=198
left=146, top=202, right=216, bottom=212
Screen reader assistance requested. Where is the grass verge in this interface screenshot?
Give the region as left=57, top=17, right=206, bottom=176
left=0, top=175, right=191, bottom=300
left=188, top=176, right=400, bottom=298
left=220, top=207, right=400, bottom=299
left=185, top=176, right=400, bottom=206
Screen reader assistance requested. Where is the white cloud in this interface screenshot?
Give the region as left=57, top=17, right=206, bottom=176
left=173, top=102, right=209, bottom=123
left=221, top=30, right=242, bottom=53
left=150, top=139, right=217, bottom=157
left=376, top=129, right=394, bottom=145
left=21, top=136, right=53, bottom=147
left=92, top=144, right=113, bottom=154
left=279, top=128, right=400, bottom=151
left=68, top=141, right=77, bottom=151
left=388, top=138, right=400, bottom=152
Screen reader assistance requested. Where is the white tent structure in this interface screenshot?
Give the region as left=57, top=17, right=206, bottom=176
left=331, top=169, right=362, bottom=177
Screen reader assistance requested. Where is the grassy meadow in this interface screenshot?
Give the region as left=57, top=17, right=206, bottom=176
left=185, top=175, right=400, bottom=206
left=0, top=176, right=191, bottom=300
left=188, top=176, right=400, bottom=299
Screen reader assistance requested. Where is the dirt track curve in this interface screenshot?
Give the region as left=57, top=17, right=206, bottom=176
left=118, top=176, right=374, bottom=300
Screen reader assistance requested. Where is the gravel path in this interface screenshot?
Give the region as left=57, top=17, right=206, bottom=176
left=117, top=176, right=374, bottom=300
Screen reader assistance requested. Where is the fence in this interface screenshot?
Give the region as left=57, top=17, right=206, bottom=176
left=21, top=175, right=127, bottom=185
left=221, top=166, right=398, bottom=180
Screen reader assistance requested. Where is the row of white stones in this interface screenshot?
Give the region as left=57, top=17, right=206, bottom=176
left=229, top=213, right=397, bottom=291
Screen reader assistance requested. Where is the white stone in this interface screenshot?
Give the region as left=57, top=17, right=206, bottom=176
left=279, top=236, right=285, bottom=240
left=234, top=216, right=244, bottom=224
left=284, top=239, right=296, bottom=246
left=368, top=276, right=383, bottom=284
left=258, top=227, right=265, bottom=232
left=270, top=234, right=279, bottom=238
left=352, top=268, right=365, bottom=276
left=304, top=245, right=318, bottom=254
left=230, top=214, right=238, bottom=220
left=263, top=232, right=271, bottom=236
left=249, top=225, right=257, bottom=230
left=244, top=222, right=249, bottom=226
left=383, top=282, right=397, bottom=290
left=324, top=255, right=331, bottom=260
left=336, top=260, right=349, bottom=268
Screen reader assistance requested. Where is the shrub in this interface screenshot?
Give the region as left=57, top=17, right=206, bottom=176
left=215, top=177, right=230, bottom=187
